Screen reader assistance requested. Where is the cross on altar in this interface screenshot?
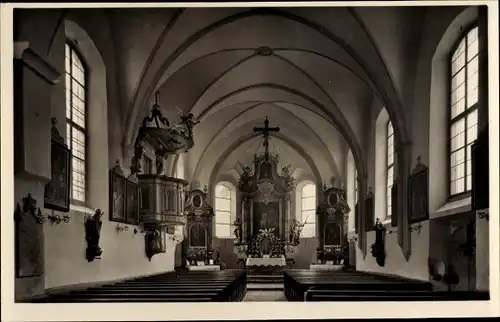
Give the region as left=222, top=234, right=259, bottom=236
left=253, top=117, right=280, bottom=160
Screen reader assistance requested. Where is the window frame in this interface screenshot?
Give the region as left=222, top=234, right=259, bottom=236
left=65, top=41, right=89, bottom=206
left=214, top=183, right=234, bottom=238
left=447, top=23, right=479, bottom=201
left=300, top=183, right=316, bottom=238
left=386, top=121, right=394, bottom=219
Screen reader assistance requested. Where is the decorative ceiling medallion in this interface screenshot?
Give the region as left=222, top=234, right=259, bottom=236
left=255, top=46, right=273, bottom=56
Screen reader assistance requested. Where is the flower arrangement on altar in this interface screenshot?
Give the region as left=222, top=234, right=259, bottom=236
left=186, top=247, right=208, bottom=263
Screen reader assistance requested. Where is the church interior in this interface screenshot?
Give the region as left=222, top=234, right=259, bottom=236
left=10, top=4, right=494, bottom=305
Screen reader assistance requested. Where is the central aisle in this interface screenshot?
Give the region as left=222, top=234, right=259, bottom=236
left=243, top=290, right=287, bottom=301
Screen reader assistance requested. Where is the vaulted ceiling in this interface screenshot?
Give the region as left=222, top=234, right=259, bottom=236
left=102, top=6, right=427, bottom=186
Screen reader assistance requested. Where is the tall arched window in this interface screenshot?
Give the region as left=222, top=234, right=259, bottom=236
left=215, top=182, right=235, bottom=238
left=173, top=154, right=185, bottom=179
left=449, top=26, right=479, bottom=196
left=300, top=183, right=316, bottom=237
left=65, top=43, right=87, bottom=203
left=386, top=121, right=394, bottom=218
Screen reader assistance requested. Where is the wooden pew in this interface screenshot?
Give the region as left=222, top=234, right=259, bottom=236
left=41, top=269, right=247, bottom=303
left=305, top=290, right=490, bottom=301
left=284, top=269, right=432, bottom=301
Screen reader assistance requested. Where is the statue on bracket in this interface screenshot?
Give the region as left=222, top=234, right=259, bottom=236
left=370, top=218, right=386, bottom=267
left=85, top=209, right=104, bottom=262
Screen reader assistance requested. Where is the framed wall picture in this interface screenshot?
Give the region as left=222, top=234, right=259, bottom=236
left=109, top=170, right=127, bottom=223
left=364, top=194, right=375, bottom=232
left=44, top=140, right=71, bottom=212
left=408, top=157, right=429, bottom=225
left=126, top=180, right=140, bottom=225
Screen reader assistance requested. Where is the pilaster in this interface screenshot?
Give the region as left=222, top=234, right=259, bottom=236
left=397, top=141, right=412, bottom=261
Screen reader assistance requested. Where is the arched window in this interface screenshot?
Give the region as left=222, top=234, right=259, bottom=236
left=173, top=154, right=185, bottom=179
left=65, top=43, right=87, bottom=203
left=215, top=182, right=235, bottom=238
left=386, top=121, right=394, bottom=217
left=449, top=26, right=479, bottom=196
left=300, top=183, right=316, bottom=238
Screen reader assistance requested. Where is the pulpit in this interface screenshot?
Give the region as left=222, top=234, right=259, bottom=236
left=316, top=184, right=350, bottom=265
left=183, top=184, right=215, bottom=266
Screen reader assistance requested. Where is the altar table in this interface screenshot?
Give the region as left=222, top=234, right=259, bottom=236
left=246, top=256, right=286, bottom=267
left=187, top=265, right=220, bottom=271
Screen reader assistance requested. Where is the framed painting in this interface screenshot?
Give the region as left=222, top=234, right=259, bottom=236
left=364, top=195, right=374, bottom=232
left=44, top=140, right=71, bottom=212
left=109, top=170, right=127, bottom=223
left=125, top=180, right=140, bottom=225
left=408, top=167, right=429, bottom=225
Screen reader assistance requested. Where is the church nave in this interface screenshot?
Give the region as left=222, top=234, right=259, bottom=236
left=4, top=1, right=497, bottom=320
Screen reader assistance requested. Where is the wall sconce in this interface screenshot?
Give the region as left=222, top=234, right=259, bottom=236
left=15, top=194, right=70, bottom=225
left=116, top=224, right=129, bottom=233
left=45, top=210, right=70, bottom=225
left=409, top=222, right=423, bottom=234
left=478, top=211, right=489, bottom=221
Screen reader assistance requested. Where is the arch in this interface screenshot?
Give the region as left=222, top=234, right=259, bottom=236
left=194, top=82, right=364, bottom=180
left=214, top=181, right=237, bottom=238
left=121, top=8, right=418, bottom=184
left=207, top=132, right=324, bottom=199
left=374, top=108, right=392, bottom=223
left=64, top=20, right=108, bottom=211
left=193, top=100, right=340, bottom=179
left=429, top=7, right=478, bottom=214
left=295, top=180, right=317, bottom=238
left=125, top=8, right=409, bottom=154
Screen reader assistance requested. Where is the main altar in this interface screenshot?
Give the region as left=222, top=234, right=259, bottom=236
left=233, top=117, right=301, bottom=273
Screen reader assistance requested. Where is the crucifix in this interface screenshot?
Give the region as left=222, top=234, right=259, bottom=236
left=253, top=117, right=280, bottom=160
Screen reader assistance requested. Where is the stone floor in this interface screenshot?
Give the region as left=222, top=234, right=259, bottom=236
left=243, top=290, right=287, bottom=301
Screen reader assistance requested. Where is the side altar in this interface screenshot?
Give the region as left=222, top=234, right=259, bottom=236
left=232, top=118, right=303, bottom=272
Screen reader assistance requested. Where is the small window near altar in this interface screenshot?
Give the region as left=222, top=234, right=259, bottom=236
left=215, top=182, right=236, bottom=238
left=300, top=183, right=316, bottom=238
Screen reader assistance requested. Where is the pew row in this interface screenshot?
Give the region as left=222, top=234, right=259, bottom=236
left=284, top=270, right=489, bottom=302
left=37, top=269, right=247, bottom=303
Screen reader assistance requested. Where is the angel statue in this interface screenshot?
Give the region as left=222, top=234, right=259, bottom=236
left=289, top=219, right=306, bottom=246
left=175, top=107, right=200, bottom=138
left=233, top=218, right=242, bottom=245
left=281, top=164, right=291, bottom=177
